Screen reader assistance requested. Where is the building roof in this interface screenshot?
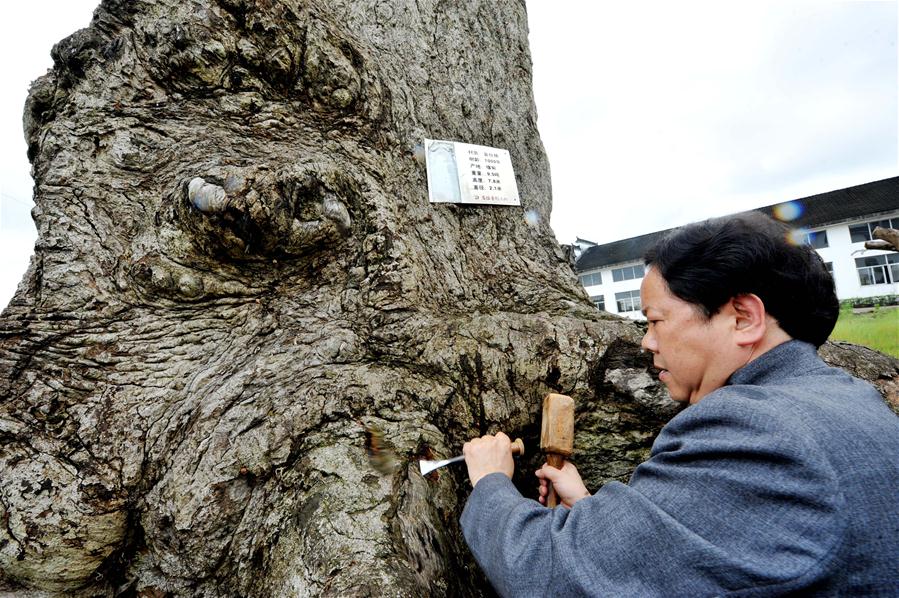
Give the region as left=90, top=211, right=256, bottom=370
left=575, top=176, right=899, bottom=273
left=576, top=230, right=668, bottom=272
left=754, top=176, right=899, bottom=229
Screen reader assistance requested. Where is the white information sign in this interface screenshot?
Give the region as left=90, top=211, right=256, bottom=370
left=424, top=139, right=520, bottom=206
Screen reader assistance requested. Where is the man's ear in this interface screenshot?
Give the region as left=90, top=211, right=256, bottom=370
left=730, top=293, right=767, bottom=347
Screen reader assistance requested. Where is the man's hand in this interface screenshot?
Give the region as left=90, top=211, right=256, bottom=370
left=463, top=432, right=515, bottom=487
left=535, top=461, right=590, bottom=508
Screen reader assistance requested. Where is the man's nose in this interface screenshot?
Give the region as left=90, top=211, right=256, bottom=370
left=641, top=332, right=658, bottom=353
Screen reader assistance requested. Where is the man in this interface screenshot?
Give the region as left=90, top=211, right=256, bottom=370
left=461, top=213, right=899, bottom=596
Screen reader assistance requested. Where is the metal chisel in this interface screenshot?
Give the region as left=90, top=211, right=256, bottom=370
left=419, top=438, right=525, bottom=475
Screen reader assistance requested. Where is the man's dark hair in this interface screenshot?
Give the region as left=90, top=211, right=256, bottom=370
left=644, top=212, right=838, bottom=347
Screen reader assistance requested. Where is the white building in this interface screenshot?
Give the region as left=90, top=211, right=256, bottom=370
left=575, top=177, right=899, bottom=320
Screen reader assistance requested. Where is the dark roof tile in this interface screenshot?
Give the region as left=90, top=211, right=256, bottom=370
left=575, top=176, right=899, bottom=272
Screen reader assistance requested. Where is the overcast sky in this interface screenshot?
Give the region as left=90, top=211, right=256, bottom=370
left=528, top=1, right=898, bottom=244
left=1, top=1, right=897, bottom=308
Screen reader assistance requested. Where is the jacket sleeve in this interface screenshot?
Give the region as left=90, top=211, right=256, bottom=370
left=460, top=388, right=846, bottom=597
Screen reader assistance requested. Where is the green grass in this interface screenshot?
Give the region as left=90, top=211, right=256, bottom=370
left=829, top=306, right=899, bottom=358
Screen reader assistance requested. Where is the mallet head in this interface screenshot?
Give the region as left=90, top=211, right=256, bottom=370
left=540, top=393, right=574, bottom=457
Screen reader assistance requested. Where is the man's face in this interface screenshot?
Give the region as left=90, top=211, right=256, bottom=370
left=640, top=268, right=735, bottom=404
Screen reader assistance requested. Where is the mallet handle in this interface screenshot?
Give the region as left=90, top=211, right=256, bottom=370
left=545, top=453, right=565, bottom=508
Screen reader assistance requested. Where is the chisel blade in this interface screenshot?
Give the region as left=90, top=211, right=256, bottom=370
left=419, top=455, right=465, bottom=475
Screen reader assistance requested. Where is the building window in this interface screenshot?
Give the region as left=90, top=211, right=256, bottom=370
left=855, top=254, right=899, bottom=286
left=805, top=230, right=829, bottom=249
left=579, top=272, right=602, bottom=287
left=590, top=295, right=605, bottom=311
left=615, top=290, right=641, bottom=313
left=849, top=218, right=897, bottom=243
left=824, top=262, right=835, bottom=290
left=611, top=264, right=645, bottom=283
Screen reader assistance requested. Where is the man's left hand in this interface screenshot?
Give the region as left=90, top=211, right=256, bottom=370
left=462, top=432, right=515, bottom=487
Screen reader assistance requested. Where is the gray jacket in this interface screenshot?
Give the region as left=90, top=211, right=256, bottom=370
left=461, top=340, right=899, bottom=596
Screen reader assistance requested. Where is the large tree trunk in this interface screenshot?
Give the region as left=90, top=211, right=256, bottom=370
left=1, top=1, right=896, bottom=595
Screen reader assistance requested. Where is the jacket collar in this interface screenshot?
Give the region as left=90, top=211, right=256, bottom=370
left=727, top=339, right=819, bottom=387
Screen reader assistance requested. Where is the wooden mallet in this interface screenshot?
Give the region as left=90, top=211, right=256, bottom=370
left=540, top=393, right=575, bottom=508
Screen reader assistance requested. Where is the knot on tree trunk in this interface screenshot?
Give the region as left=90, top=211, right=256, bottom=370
left=179, top=164, right=356, bottom=260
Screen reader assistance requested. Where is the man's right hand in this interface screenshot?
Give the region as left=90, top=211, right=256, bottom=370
left=535, top=461, right=590, bottom=508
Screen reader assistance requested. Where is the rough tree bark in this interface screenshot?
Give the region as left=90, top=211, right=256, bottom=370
left=1, top=1, right=896, bottom=596
left=864, top=226, right=899, bottom=252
